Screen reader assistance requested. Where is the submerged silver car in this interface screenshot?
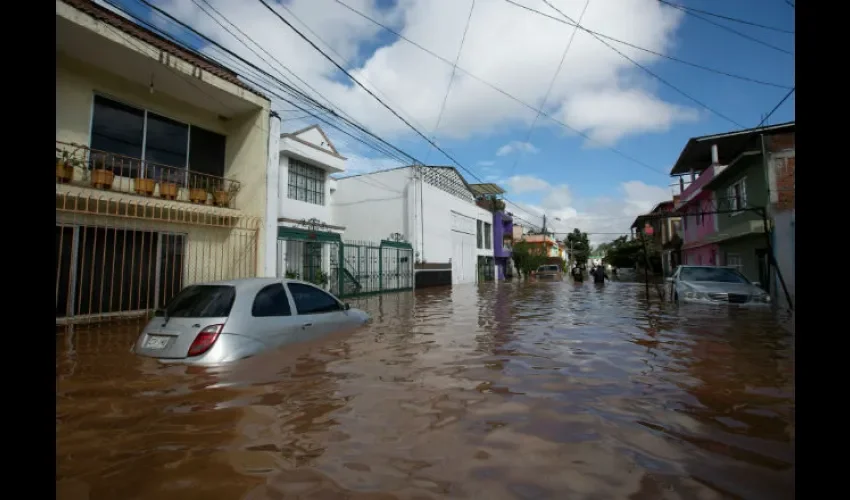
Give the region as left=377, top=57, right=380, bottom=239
left=132, top=278, right=370, bottom=365
left=668, top=265, right=771, bottom=307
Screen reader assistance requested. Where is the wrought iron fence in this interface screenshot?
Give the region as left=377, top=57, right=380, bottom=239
left=56, top=141, right=241, bottom=208
left=56, top=191, right=260, bottom=325
left=276, top=231, right=414, bottom=298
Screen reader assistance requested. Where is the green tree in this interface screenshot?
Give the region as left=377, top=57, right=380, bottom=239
left=603, top=235, right=642, bottom=268
left=511, top=240, right=547, bottom=278
left=564, top=228, right=590, bottom=266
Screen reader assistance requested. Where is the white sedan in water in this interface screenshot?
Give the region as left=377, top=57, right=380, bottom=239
left=668, top=265, right=771, bottom=307
left=132, top=278, right=370, bottom=365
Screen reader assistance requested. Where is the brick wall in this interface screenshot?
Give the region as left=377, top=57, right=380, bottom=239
left=774, top=155, right=795, bottom=212
left=766, top=132, right=795, bottom=153
left=767, top=132, right=795, bottom=212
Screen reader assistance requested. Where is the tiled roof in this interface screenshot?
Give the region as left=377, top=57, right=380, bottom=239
left=62, top=0, right=267, bottom=100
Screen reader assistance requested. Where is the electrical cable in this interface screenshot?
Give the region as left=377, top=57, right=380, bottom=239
left=540, top=0, right=745, bottom=128
left=133, top=0, right=419, bottom=166
left=657, top=0, right=794, bottom=34
left=658, top=0, right=794, bottom=56
left=424, top=0, right=477, bottom=165
left=332, top=0, right=671, bottom=177
left=501, top=0, right=792, bottom=90
left=98, top=0, right=553, bottom=229
left=507, top=0, right=590, bottom=180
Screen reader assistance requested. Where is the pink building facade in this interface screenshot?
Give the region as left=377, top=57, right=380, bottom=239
left=677, top=166, right=720, bottom=266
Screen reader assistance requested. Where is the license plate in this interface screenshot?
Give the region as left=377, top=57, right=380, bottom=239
left=144, top=335, right=170, bottom=349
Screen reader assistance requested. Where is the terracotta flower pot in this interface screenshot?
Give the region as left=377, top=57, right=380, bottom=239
left=56, top=160, right=73, bottom=184
left=135, top=177, right=156, bottom=196
left=91, top=169, right=114, bottom=190
left=189, top=188, right=207, bottom=204
left=213, top=190, right=231, bottom=207
left=160, top=182, right=179, bottom=200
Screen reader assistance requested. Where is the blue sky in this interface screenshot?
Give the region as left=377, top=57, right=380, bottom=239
left=100, top=0, right=795, bottom=242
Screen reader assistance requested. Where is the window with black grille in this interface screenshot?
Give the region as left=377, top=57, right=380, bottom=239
left=287, top=158, right=326, bottom=205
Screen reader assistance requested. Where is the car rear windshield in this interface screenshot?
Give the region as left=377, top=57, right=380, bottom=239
left=156, top=285, right=236, bottom=318
left=680, top=267, right=749, bottom=284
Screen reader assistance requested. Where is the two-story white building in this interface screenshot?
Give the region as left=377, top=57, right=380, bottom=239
left=264, top=125, right=347, bottom=283
left=332, top=165, right=494, bottom=285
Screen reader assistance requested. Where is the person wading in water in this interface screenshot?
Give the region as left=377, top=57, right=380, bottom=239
left=591, top=264, right=609, bottom=284
left=572, top=265, right=584, bottom=283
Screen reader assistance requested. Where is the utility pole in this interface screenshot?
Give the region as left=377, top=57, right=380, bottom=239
left=542, top=213, right=547, bottom=235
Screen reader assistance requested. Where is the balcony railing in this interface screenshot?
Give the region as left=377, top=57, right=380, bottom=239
left=678, top=165, right=722, bottom=208
left=55, top=141, right=242, bottom=209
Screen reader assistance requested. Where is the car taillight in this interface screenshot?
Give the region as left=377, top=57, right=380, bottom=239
left=187, top=324, right=223, bottom=357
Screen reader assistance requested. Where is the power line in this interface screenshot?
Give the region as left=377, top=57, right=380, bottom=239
left=501, top=0, right=791, bottom=90
left=540, top=0, right=745, bottom=128
left=332, top=0, right=670, bottom=177
left=659, top=0, right=794, bottom=56
left=508, top=0, right=590, bottom=180
left=255, top=0, right=547, bottom=223
left=102, top=0, right=549, bottom=226
left=784, top=1, right=795, bottom=8
left=189, top=0, right=411, bottom=164
left=133, top=0, right=418, bottom=166
left=657, top=0, right=794, bottom=34
left=425, top=0, right=477, bottom=165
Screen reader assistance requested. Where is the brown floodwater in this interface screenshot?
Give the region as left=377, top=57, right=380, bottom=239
left=57, top=281, right=794, bottom=500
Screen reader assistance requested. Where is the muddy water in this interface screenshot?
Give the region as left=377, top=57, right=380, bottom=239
left=57, top=281, right=794, bottom=500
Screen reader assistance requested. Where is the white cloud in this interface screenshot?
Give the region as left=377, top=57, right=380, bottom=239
left=477, top=160, right=495, bottom=167
left=506, top=178, right=672, bottom=247
left=496, top=141, right=539, bottom=156
left=505, top=175, right=551, bottom=194
left=154, top=0, right=693, bottom=145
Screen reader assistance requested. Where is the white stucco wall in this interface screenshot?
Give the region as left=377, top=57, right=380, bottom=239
left=332, top=168, right=411, bottom=245
left=333, top=166, right=494, bottom=285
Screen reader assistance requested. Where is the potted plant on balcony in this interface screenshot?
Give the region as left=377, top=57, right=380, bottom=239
left=90, top=154, right=115, bottom=190
left=213, top=182, right=239, bottom=208
left=55, top=148, right=81, bottom=184
left=189, top=177, right=208, bottom=204
left=134, top=164, right=156, bottom=197
left=159, top=171, right=179, bottom=201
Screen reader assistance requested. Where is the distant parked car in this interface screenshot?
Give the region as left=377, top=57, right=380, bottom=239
left=132, top=278, right=370, bottom=365
left=668, top=266, right=771, bottom=307
left=536, top=265, right=563, bottom=280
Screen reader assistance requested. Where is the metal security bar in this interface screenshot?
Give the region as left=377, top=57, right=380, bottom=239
left=56, top=141, right=241, bottom=208
left=56, top=192, right=260, bottom=325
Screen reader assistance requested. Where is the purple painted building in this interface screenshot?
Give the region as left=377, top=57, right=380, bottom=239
left=469, top=183, right=514, bottom=280
left=492, top=210, right=513, bottom=279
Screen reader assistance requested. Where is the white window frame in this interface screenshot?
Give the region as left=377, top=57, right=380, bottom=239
left=727, top=177, right=748, bottom=215
left=287, top=158, right=326, bottom=206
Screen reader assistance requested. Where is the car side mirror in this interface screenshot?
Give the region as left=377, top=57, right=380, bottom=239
left=752, top=282, right=761, bottom=288
left=344, top=303, right=351, bottom=311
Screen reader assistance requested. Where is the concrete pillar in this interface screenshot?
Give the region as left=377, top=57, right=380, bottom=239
left=263, top=112, right=281, bottom=277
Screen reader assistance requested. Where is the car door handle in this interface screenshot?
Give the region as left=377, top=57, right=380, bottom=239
left=301, top=323, right=313, bottom=329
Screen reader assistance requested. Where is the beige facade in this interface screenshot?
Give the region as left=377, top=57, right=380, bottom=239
left=56, top=0, right=271, bottom=323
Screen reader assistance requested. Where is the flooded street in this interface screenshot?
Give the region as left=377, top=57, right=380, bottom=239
left=57, top=281, right=794, bottom=500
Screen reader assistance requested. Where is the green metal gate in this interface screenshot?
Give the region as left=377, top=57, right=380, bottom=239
left=339, top=237, right=414, bottom=297
left=278, top=226, right=414, bottom=298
